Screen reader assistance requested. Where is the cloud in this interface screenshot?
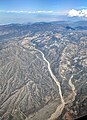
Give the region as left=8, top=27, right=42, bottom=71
left=0, top=10, right=54, bottom=14
left=68, top=9, right=87, bottom=17
left=0, top=10, right=67, bottom=15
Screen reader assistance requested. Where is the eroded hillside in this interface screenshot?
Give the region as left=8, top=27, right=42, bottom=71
left=0, top=21, right=87, bottom=120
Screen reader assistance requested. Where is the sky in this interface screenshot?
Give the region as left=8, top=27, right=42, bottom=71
left=0, top=0, right=87, bottom=24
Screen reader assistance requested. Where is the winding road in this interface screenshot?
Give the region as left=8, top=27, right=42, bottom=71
left=69, top=75, right=76, bottom=96
left=35, top=48, right=65, bottom=119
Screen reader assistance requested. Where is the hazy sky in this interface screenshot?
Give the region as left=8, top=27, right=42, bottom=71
left=0, top=0, right=87, bottom=24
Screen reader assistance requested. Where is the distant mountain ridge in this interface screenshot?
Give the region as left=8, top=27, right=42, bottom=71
left=0, top=21, right=87, bottom=42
